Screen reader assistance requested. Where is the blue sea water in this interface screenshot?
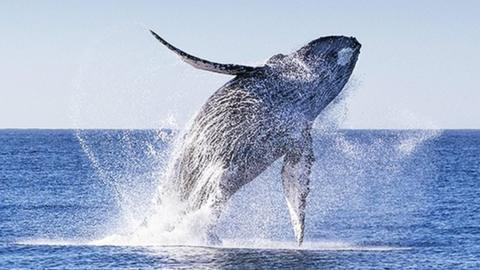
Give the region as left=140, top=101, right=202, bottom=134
left=0, top=129, right=479, bottom=269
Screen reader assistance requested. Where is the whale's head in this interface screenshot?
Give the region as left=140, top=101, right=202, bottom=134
left=266, top=36, right=360, bottom=115
left=305, top=36, right=360, bottom=96
left=295, top=35, right=360, bottom=82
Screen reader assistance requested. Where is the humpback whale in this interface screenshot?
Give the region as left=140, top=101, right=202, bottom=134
left=150, top=30, right=361, bottom=245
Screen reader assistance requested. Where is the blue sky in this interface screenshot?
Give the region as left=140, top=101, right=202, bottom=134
left=1, top=1, right=479, bottom=128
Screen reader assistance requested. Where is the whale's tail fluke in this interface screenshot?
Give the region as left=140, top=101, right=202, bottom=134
left=149, top=30, right=258, bottom=75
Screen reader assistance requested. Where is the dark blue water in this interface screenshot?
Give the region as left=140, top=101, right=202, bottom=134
left=1, top=129, right=479, bottom=269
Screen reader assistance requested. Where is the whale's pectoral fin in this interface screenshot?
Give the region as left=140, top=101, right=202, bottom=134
left=150, top=30, right=258, bottom=75
left=282, top=132, right=315, bottom=246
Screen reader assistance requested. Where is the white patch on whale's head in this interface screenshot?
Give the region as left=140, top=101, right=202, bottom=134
left=337, top=48, right=354, bottom=66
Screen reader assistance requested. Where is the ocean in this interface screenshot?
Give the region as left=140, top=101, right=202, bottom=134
left=1, top=129, right=479, bottom=269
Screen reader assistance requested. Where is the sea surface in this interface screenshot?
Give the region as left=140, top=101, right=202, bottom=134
left=1, top=129, right=479, bottom=269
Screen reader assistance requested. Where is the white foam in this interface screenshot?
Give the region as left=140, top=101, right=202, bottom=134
left=16, top=238, right=409, bottom=252
left=220, top=239, right=410, bottom=251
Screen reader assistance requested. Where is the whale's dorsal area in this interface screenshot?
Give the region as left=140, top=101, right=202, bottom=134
left=150, top=30, right=258, bottom=75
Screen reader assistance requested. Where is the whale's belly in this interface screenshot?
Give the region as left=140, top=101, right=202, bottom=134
left=172, top=85, right=289, bottom=209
